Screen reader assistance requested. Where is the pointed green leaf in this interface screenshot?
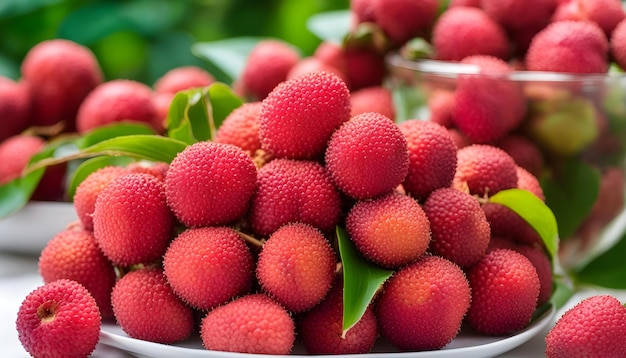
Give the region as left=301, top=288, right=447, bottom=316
left=75, top=121, right=156, bottom=149
left=66, top=156, right=135, bottom=200
left=306, top=10, right=351, bottom=44
left=337, top=226, right=393, bottom=336
left=206, top=83, right=243, bottom=140
left=80, top=135, right=187, bottom=163
left=489, top=189, right=559, bottom=259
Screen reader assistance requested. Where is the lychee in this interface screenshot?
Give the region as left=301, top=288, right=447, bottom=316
left=427, top=89, right=455, bottom=128
left=611, top=19, right=626, bottom=71
left=260, top=71, right=350, bottom=160
left=399, top=119, right=458, bottom=201
left=552, top=0, right=625, bottom=37
left=164, top=141, right=257, bottom=228
left=372, top=0, right=439, bottom=46
left=481, top=0, right=557, bottom=38
left=16, top=279, right=101, bottom=358
left=516, top=244, right=553, bottom=306
left=325, top=112, right=409, bottom=200
left=0, top=77, right=30, bottom=142
left=343, top=48, right=387, bottom=90
left=376, top=255, right=471, bottom=351
left=214, top=101, right=262, bottom=155
left=153, top=65, right=215, bottom=94
left=0, top=134, right=44, bottom=185
left=454, top=144, right=519, bottom=197
left=496, top=134, right=544, bottom=178
left=73, top=165, right=127, bottom=231
left=424, top=187, right=491, bottom=267
left=350, top=86, right=395, bottom=120
left=516, top=165, right=546, bottom=201
left=200, top=294, right=295, bottom=354
left=286, top=57, right=347, bottom=83
left=256, top=223, right=336, bottom=313
left=482, top=202, right=542, bottom=246
left=345, top=191, right=431, bottom=268
left=163, top=226, right=254, bottom=310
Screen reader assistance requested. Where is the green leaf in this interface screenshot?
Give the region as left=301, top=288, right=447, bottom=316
left=192, top=37, right=262, bottom=83
left=166, top=90, right=203, bottom=145
left=80, top=135, right=187, bottom=163
left=306, top=10, right=351, bottom=44
left=206, top=82, right=244, bottom=139
left=549, top=273, right=575, bottom=310
left=489, top=189, right=559, bottom=260
left=337, top=226, right=393, bottom=336
left=66, top=156, right=134, bottom=200
left=541, top=160, right=600, bottom=240
left=75, top=121, right=156, bottom=149
left=573, top=228, right=626, bottom=289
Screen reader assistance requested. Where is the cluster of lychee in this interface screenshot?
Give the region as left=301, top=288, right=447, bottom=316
left=17, top=68, right=556, bottom=357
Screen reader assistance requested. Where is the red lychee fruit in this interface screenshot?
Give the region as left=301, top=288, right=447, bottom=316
left=298, top=277, right=378, bottom=354
left=16, top=279, right=101, bottom=358
left=239, top=39, right=300, bottom=101
left=0, top=77, right=30, bottom=142
left=73, top=165, right=128, bottom=231
left=286, top=57, right=347, bottom=83
left=20, top=39, right=102, bottom=129
left=350, top=86, right=395, bottom=120
left=163, top=226, right=254, bottom=310
left=399, top=119, right=458, bottom=201
left=481, top=0, right=557, bottom=38
left=200, top=294, right=295, bottom=354
left=346, top=192, right=431, bottom=268
left=76, top=79, right=157, bottom=134
left=376, top=255, right=471, bottom=351
left=450, top=0, right=481, bottom=7
left=525, top=20, right=609, bottom=73
left=482, top=202, right=542, bottom=246
left=248, top=159, right=341, bottom=237
left=516, top=244, right=553, bottom=306
left=432, top=6, right=510, bottom=61
left=126, top=161, right=169, bottom=182
left=153, top=65, right=215, bottom=94
left=260, top=71, right=350, bottom=160
left=545, top=295, right=626, bottom=357
left=552, top=0, right=625, bottom=37
left=611, top=19, right=626, bottom=71
left=165, top=141, right=257, bottom=228
left=454, top=144, right=519, bottom=197
left=93, top=173, right=174, bottom=266
left=38, top=226, right=116, bottom=318
left=214, top=102, right=262, bottom=155
left=466, top=248, right=540, bottom=335
left=496, top=134, right=545, bottom=178
left=0, top=134, right=44, bottom=185
left=325, top=112, right=409, bottom=200
left=111, top=267, right=194, bottom=344
left=516, top=165, right=546, bottom=201
left=424, top=187, right=491, bottom=267
left=372, top=0, right=439, bottom=46
left=452, top=55, right=526, bottom=144
left=313, top=41, right=349, bottom=77
left=427, top=89, right=455, bottom=128
left=256, top=223, right=336, bottom=313
left=351, top=0, right=376, bottom=23
left=344, top=48, right=387, bottom=91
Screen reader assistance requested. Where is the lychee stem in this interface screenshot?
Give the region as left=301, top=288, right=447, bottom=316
left=37, top=301, right=58, bottom=323
left=236, top=230, right=265, bottom=248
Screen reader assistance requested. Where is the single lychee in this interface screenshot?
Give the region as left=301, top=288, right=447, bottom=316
left=256, top=223, right=336, bottom=313
left=552, top=0, right=625, bottom=37
left=21, top=39, right=102, bottom=130
left=0, top=77, right=30, bottom=142
left=200, top=294, right=295, bottom=354
left=286, top=57, right=347, bottom=83
left=16, top=279, right=101, bottom=358
left=376, top=255, right=471, bottom=351
left=424, top=187, right=491, bottom=267
left=214, top=102, right=262, bottom=155
left=38, top=226, right=116, bottom=318
left=346, top=192, right=431, bottom=268
left=111, top=267, right=194, bottom=344
left=372, top=0, right=439, bottom=46
left=260, top=71, right=351, bottom=160
left=466, top=249, right=540, bottom=335
left=399, top=119, right=458, bottom=201
left=611, top=19, right=626, bottom=71
left=515, top=244, right=553, bottom=306
left=481, top=0, right=557, bottom=37
left=350, top=86, right=395, bottom=120
left=153, top=65, right=215, bottom=94
left=164, top=141, right=257, bottom=228
left=0, top=134, right=44, bottom=185
left=248, top=159, right=341, bottom=237
left=344, top=48, right=387, bottom=91
left=126, top=161, right=169, bottom=182
left=163, top=227, right=254, bottom=310
left=325, top=112, right=409, bottom=200
left=313, top=41, right=349, bottom=78
left=545, top=295, right=626, bottom=357
left=454, top=144, right=519, bottom=197
left=76, top=79, right=157, bottom=134
left=93, top=173, right=174, bottom=266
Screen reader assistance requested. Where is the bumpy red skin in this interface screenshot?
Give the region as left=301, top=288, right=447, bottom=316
left=346, top=192, right=431, bottom=268
left=467, top=249, right=540, bottom=335
left=239, top=40, right=300, bottom=101
left=525, top=20, right=609, bottom=73
left=21, top=39, right=102, bottom=129
left=516, top=165, right=545, bottom=201
left=552, top=0, right=625, bottom=37
left=260, top=71, right=351, bottom=160
left=515, top=244, right=553, bottom=306
left=325, top=112, right=409, bottom=200
left=482, top=202, right=542, bottom=246
left=298, top=277, right=378, bottom=354
left=432, top=6, right=510, bottom=61
left=248, top=159, right=341, bottom=237
left=93, top=173, right=174, bottom=266
left=165, top=141, right=257, bottom=228
left=454, top=144, right=519, bottom=197
left=344, top=49, right=387, bottom=91
left=39, top=227, right=116, bottom=318
left=154, top=65, right=215, bottom=94
left=163, top=227, right=254, bottom=310
left=0, top=78, right=30, bottom=142
left=215, top=102, right=262, bottom=155
left=372, top=0, right=439, bottom=46
left=611, top=19, right=626, bottom=71
left=0, top=134, right=44, bottom=184
left=201, top=294, right=295, bottom=354
left=350, top=86, right=396, bottom=120
left=427, top=89, right=456, bottom=128
left=545, top=295, right=626, bottom=358
left=424, top=188, right=491, bottom=268
left=16, top=279, right=101, bottom=358
left=111, top=268, right=194, bottom=344
left=399, top=119, right=458, bottom=201
left=256, top=223, right=336, bottom=313
left=286, top=57, right=348, bottom=84
left=376, top=256, right=471, bottom=351
left=76, top=79, right=157, bottom=134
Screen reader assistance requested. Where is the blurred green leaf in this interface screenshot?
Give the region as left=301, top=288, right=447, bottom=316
left=0, top=0, right=63, bottom=18
left=337, top=226, right=393, bottom=336
left=75, top=122, right=156, bottom=149
left=191, top=37, right=262, bottom=83
left=573, top=229, right=626, bottom=289
left=79, top=135, right=187, bottom=163
left=489, top=189, right=559, bottom=260
left=206, top=82, right=243, bottom=139
left=306, top=10, right=350, bottom=45
left=550, top=274, right=575, bottom=310
left=66, top=156, right=134, bottom=200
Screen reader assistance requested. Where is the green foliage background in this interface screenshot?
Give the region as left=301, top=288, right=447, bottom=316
left=0, top=0, right=349, bottom=85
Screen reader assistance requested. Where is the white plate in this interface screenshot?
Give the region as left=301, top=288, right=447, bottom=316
left=100, top=306, right=555, bottom=358
left=0, top=201, right=77, bottom=254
